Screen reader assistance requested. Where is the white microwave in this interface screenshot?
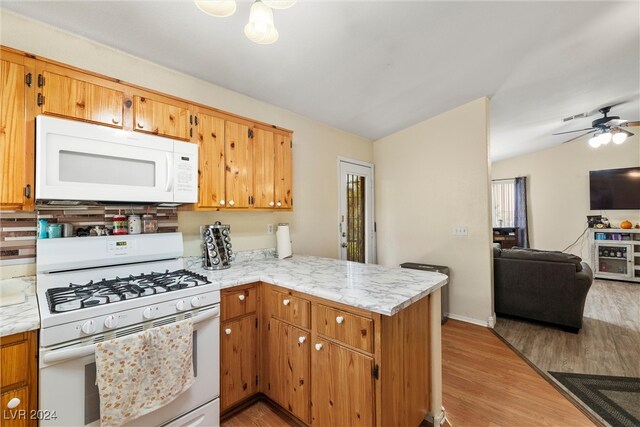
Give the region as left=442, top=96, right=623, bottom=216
left=35, top=115, right=198, bottom=204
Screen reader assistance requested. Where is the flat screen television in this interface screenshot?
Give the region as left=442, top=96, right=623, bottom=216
left=589, top=167, right=640, bottom=210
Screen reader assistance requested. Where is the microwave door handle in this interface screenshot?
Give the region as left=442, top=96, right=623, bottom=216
left=42, top=307, right=219, bottom=365
left=165, top=153, right=174, bottom=192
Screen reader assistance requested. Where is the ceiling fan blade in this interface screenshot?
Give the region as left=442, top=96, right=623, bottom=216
left=561, top=129, right=597, bottom=144
left=552, top=127, right=595, bottom=135
left=621, top=121, right=640, bottom=127
left=604, top=119, right=628, bottom=127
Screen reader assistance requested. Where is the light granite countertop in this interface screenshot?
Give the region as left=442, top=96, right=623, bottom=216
left=0, top=276, right=40, bottom=337
left=186, top=253, right=448, bottom=316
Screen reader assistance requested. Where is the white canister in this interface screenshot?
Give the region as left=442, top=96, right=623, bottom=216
left=128, top=215, right=142, bottom=234
left=276, top=223, right=292, bottom=259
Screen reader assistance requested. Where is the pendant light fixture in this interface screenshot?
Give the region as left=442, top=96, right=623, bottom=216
left=194, top=0, right=237, bottom=17
left=244, top=0, right=279, bottom=44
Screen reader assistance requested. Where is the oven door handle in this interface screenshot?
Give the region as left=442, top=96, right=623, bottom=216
left=42, top=307, right=219, bottom=365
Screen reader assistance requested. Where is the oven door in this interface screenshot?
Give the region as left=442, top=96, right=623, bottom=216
left=35, top=115, right=175, bottom=203
left=39, top=307, right=220, bottom=427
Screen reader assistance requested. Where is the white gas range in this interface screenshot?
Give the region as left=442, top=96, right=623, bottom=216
left=36, top=232, right=220, bottom=427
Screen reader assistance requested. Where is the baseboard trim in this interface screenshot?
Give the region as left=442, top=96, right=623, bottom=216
left=447, top=313, right=490, bottom=327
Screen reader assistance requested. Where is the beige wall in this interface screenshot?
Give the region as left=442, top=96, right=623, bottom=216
left=373, top=98, right=494, bottom=325
left=0, top=10, right=373, bottom=259
left=492, top=131, right=640, bottom=262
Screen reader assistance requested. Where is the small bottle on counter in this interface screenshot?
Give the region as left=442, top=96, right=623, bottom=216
left=142, top=214, right=157, bottom=233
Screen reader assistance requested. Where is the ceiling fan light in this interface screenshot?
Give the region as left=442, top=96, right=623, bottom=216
left=194, top=0, right=237, bottom=17
left=245, top=1, right=278, bottom=44
left=589, top=135, right=602, bottom=148
left=262, top=0, right=296, bottom=9
left=612, top=132, right=628, bottom=144
left=599, top=132, right=612, bottom=145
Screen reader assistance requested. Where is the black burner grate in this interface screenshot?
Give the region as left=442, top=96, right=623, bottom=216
left=46, top=269, right=210, bottom=313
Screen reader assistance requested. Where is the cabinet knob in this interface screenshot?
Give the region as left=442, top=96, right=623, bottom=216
left=7, top=397, right=21, bottom=409
left=299, top=336, right=306, bottom=344
left=315, top=343, right=323, bottom=351
left=225, top=328, right=232, bottom=335
left=276, top=201, right=282, bottom=207
left=336, top=316, right=345, bottom=324
left=269, top=201, right=275, bottom=206
left=229, top=200, right=235, bottom=206
left=220, top=200, right=225, bottom=206
left=137, top=122, right=144, bottom=129
left=238, top=294, right=246, bottom=301
left=112, top=117, right=121, bottom=124
left=282, top=299, right=290, bottom=306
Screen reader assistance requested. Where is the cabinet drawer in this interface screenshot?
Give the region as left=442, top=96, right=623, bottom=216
left=313, top=304, right=373, bottom=353
left=269, top=290, right=310, bottom=328
left=1, top=386, right=29, bottom=427
left=221, top=286, right=257, bottom=321
left=1, top=340, right=29, bottom=389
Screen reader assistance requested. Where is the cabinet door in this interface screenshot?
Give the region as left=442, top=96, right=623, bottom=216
left=253, top=128, right=275, bottom=208
left=311, top=338, right=374, bottom=427
left=41, top=71, right=123, bottom=127
left=197, top=112, right=226, bottom=208
left=274, top=132, right=292, bottom=208
left=225, top=120, right=252, bottom=208
left=1, top=386, right=30, bottom=427
left=221, top=315, right=257, bottom=410
left=133, top=95, right=190, bottom=140
left=0, top=55, right=31, bottom=208
left=266, top=318, right=310, bottom=423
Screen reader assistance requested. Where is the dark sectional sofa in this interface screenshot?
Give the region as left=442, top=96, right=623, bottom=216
left=493, top=247, right=594, bottom=332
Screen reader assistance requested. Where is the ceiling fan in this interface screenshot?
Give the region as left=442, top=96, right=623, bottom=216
left=553, top=106, right=640, bottom=147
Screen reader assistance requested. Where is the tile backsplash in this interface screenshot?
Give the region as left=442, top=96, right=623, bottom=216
left=1, top=205, right=178, bottom=265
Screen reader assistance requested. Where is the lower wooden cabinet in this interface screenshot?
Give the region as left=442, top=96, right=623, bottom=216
left=0, top=331, right=38, bottom=427
left=265, top=318, right=310, bottom=423
left=310, top=338, right=374, bottom=427
left=220, top=314, right=258, bottom=411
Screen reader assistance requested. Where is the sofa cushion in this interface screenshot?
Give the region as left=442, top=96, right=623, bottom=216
left=500, top=247, right=583, bottom=272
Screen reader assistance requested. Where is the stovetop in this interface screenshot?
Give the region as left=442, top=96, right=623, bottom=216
left=46, top=269, right=210, bottom=313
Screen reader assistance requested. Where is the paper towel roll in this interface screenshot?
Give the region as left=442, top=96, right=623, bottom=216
left=276, top=223, right=292, bottom=259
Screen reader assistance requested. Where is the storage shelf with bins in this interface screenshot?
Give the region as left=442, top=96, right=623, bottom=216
left=590, top=228, right=640, bottom=283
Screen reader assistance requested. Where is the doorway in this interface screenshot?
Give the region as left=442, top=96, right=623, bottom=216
left=338, top=158, right=376, bottom=263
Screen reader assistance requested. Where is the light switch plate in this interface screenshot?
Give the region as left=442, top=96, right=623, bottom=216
left=453, top=226, right=468, bottom=236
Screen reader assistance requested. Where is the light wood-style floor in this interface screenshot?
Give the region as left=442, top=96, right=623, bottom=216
left=225, top=320, right=593, bottom=426
left=494, top=279, right=640, bottom=377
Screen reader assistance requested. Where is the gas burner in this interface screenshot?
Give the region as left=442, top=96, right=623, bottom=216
left=46, top=269, right=210, bottom=313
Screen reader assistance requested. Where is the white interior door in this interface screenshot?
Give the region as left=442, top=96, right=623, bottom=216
left=338, top=158, right=376, bottom=263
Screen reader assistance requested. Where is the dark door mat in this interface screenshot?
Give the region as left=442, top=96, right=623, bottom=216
left=549, top=372, right=640, bottom=427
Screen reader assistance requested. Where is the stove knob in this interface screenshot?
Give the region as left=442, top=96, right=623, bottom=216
left=143, top=307, right=156, bottom=320
left=81, top=320, right=96, bottom=335
left=104, top=315, right=118, bottom=329
left=222, top=229, right=229, bottom=236
left=191, top=296, right=202, bottom=308
left=176, top=300, right=185, bottom=311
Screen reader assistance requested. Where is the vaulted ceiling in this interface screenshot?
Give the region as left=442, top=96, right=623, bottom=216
left=2, top=1, right=639, bottom=160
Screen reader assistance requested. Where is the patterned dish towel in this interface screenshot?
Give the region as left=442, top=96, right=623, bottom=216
left=95, top=318, right=195, bottom=427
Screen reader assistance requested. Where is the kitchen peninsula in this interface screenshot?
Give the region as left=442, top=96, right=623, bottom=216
left=187, top=252, right=448, bottom=427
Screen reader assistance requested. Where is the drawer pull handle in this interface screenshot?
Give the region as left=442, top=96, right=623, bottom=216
left=225, top=328, right=232, bottom=335
left=315, top=343, right=323, bottom=351
left=298, top=336, right=306, bottom=344
left=283, top=299, right=290, bottom=306
left=7, top=398, right=20, bottom=409
left=238, top=294, right=246, bottom=301
left=336, top=316, right=345, bottom=324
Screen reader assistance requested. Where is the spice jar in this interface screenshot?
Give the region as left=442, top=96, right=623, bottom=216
left=128, top=215, right=141, bottom=234
left=112, top=215, right=128, bottom=235
left=142, top=214, right=157, bottom=234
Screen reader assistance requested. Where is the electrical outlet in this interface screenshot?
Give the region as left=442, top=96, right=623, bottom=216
left=453, top=226, right=468, bottom=236
left=267, top=224, right=274, bottom=234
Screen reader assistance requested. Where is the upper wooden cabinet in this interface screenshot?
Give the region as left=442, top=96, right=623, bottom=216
left=197, top=110, right=226, bottom=208
left=1, top=49, right=35, bottom=210
left=224, top=119, right=253, bottom=208
left=38, top=67, right=124, bottom=128
left=133, top=95, right=191, bottom=141
left=253, top=128, right=275, bottom=208
left=274, top=132, right=293, bottom=208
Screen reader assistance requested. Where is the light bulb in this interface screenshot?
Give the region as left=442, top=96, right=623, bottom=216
left=262, top=0, right=296, bottom=9
left=195, top=0, right=237, bottom=17
left=245, top=1, right=278, bottom=44
left=599, top=132, right=612, bottom=145
left=589, top=135, right=601, bottom=148
left=612, top=132, right=628, bottom=144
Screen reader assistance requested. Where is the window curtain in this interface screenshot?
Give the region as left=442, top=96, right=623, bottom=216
left=513, top=176, right=529, bottom=248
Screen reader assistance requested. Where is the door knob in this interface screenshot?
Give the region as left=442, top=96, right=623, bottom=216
left=299, top=336, right=306, bottom=344
left=7, top=398, right=21, bottom=409
left=336, top=316, right=345, bottom=324
left=219, top=200, right=225, bottom=206
left=229, top=200, right=235, bottom=206
left=315, top=343, right=323, bottom=351
left=225, top=328, right=231, bottom=335
left=283, top=299, right=290, bottom=306
left=238, top=294, right=246, bottom=301
left=341, top=243, right=348, bottom=248
left=269, top=201, right=275, bottom=206
left=276, top=201, right=282, bottom=207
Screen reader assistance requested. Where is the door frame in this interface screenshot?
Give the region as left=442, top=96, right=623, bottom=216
left=337, top=157, right=376, bottom=264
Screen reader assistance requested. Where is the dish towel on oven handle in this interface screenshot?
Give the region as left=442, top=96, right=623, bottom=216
left=95, top=318, right=195, bottom=427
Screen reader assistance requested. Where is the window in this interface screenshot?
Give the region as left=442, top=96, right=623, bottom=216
left=492, top=179, right=515, bottom=227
